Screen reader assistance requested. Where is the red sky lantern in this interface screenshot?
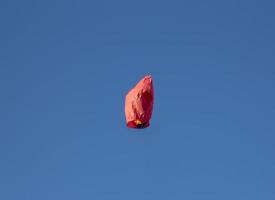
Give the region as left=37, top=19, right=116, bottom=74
left=125, top=75, right=154, bottom=129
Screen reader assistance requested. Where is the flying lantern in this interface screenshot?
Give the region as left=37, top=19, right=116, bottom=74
left=125, top=75, right=154, bottom=128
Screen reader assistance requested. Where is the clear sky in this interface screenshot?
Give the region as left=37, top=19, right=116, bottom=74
left=0, top=0, right=275, bottom=199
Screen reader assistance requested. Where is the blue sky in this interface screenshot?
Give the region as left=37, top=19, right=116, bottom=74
left=0, top=0, right=275, bottom=199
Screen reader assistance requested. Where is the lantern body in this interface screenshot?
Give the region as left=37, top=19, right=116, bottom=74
left=125, top=75, right=154, bottom=128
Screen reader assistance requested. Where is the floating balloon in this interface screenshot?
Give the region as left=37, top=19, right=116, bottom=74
left=125, top=75, right=154, bottom=128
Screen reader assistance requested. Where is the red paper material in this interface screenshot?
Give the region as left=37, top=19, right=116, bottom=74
left=125, top=75, right=154, bottom=128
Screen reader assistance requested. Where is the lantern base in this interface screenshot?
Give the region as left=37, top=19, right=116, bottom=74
left=126, top=120, right=150, bottom=129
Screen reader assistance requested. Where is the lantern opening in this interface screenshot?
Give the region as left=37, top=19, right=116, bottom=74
left=127, top=119, right=150, bottom=129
